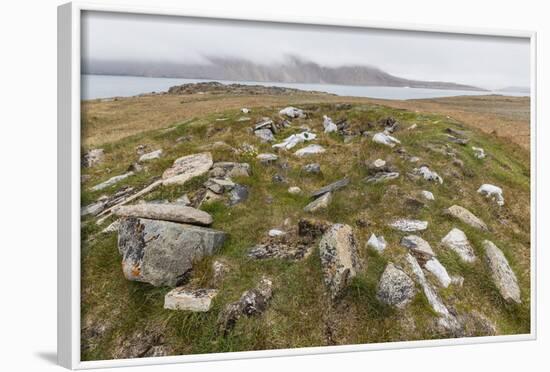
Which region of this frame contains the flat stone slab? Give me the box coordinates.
[401,235,435,258]
[118,218,226,287]
[483,240,521,303]
[304,192,332,212]
[425,258,452,288]
[139,149,163,162]
[162,152,213,186]
[445,205,488,230]
[302,163,321,174]
[365,172,399,183]
[256,153,278,164]
[319,224,359,299]
[376,263,416,308]
[164,288,218,312]
[91,172,134,191]
[389,219,428,232]
[311,178,350,198]
[441,228,476,263]
[113,203,213,226]
[294,144,325,156]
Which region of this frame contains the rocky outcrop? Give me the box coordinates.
[164,288,218,312]
[444,205,488,230]
[376,263,416,308]
[118,218,226,287]
[441,228,476,263]
[113,203,213,225]
[162,152,213,186]
[483,240,521,303]
[319,224,360,299]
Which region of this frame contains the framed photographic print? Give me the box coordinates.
[58,1,536,369]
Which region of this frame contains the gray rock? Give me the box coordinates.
[81,200,108,217]
[401,235,435,259]
[376,263,416,308]
[279,106,305,118]
[288,186,301,194]
[210,162,251,178]
[294,144,326,156]
[254,118,277,133]
[162,152,213,186]
[138,149,162,162]
[424,258,452,288]
[311,177,350,198]
[304,192,332,212]
[414,166,443,184]
[164,288,218,312]
[446,134,469,145]
[421,190,435,201]
[256,153,278,164]
[319,224,359,299]
[372,132,401,147]
[477,184,504,206]
[229,184,249,205]
[91,172,134,191]
[113,203,213,226]
[175,194,191,206]
[272,173,286,183]
[472,146,486,159]
[82,148,104,168]
[217,277,273,335]
[364,172,400,183]
[444,205,488,230]
[483,240,521,303]
[254,128,275,142]
[323,115,338,133]
[302,163,321,174]
[441,228,476,263]
[118,218,226,287]
[367,233,387,252]
[389,219,428,232]
[273,132,317,150]
[204,178,236,194]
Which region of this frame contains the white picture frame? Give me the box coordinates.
[58,1,537,369]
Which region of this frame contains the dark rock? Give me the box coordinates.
[229,184,249,205]
[302,163,321,174]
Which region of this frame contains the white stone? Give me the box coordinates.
[294,144,326,156]
[441,228,476,263]
[139,149,163,162]
[445,205,488,230]
[407,123,418,130]
[288,186,301,194]
[91,172,134,191]
[162,152,213,186]
[272,132,317,150]
[414,166,443,184]
[256,153,278,163]
[472,146,486,159]
[389,219,428,232]
[483,240,521,303]
[477,184,504,206]
[425,258,452,288]
[241,108,251,114]
[373,159,386,168]
[268,229,286,237]
[421,190,435,200]
[279,106,305,118]
[372,132,401,147]
[401,235,435,257]
[323,115,338,133]
[367,233,387,252]
[164,288,218,312]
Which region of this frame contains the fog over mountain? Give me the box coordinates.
[83,55,485,91]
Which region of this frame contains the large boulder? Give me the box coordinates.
[444,205,488,230]
[118,218,226,287]
[113,203,213,226]
[441,228,476,263]
[483,240,521,303]
[376,263,416,308]
[319,224,360,299]
[162,152,213,186]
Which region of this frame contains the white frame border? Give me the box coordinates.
[57,1,537,369]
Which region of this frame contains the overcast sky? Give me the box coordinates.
[82,11,530,90]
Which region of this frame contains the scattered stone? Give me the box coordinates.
[478,184,504,206]
[82,148,105,168]
[254,118,277,132]
[409,156,421,163]
[304,192,332,212]
[451,275,464,287]
[112,327,168,359]
[217,277,273,335]
[113,203,213,226]
[279,106,305,118]
[483,240,521,303]
[256,153,278,164]
[138,149,162,162]
[91,172,134,191]
[372,159,386,168]
[311,177,350,198]
[407,123,418,130]
[389,219,428,232]
[414,166,443,184]
[472,146,486,159]
[319,224,360,299]
[199,190,225,205]
[298,218,331,239]
[444,205,488,230]
[101,219,120,234]
[459,311,497,336]
[204,178,235,194]
[272,173,286,183]
[367,233,387,252]
[254,128,275,142]
[273,132,317,150]
[376,263,416,308]
[241,108,251,114]
[401,235,435,260]
[237,116,251,122]
[288,186,301,194]
[364,172,400,183]
[295,144,326,156]
[323,115,338,133]
[446,134,469,145]
[268,229,286,237]
[135,144,148,155]
[210,162,251,178]
[372,132,401,147]
[81,200,108,217]
[445,127,468,138]
[164,288,218,312]
[302,163,321,174]
[211,260,229,285]
[421,190,435,201]
[162,152,213,186]
[118,218,226,287]
[424,258,452,287]
[441,228,476,263]
[228,184,249,205]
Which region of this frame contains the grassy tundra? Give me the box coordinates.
[80,87,530,360]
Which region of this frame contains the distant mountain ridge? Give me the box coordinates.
[83,55,486,92]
